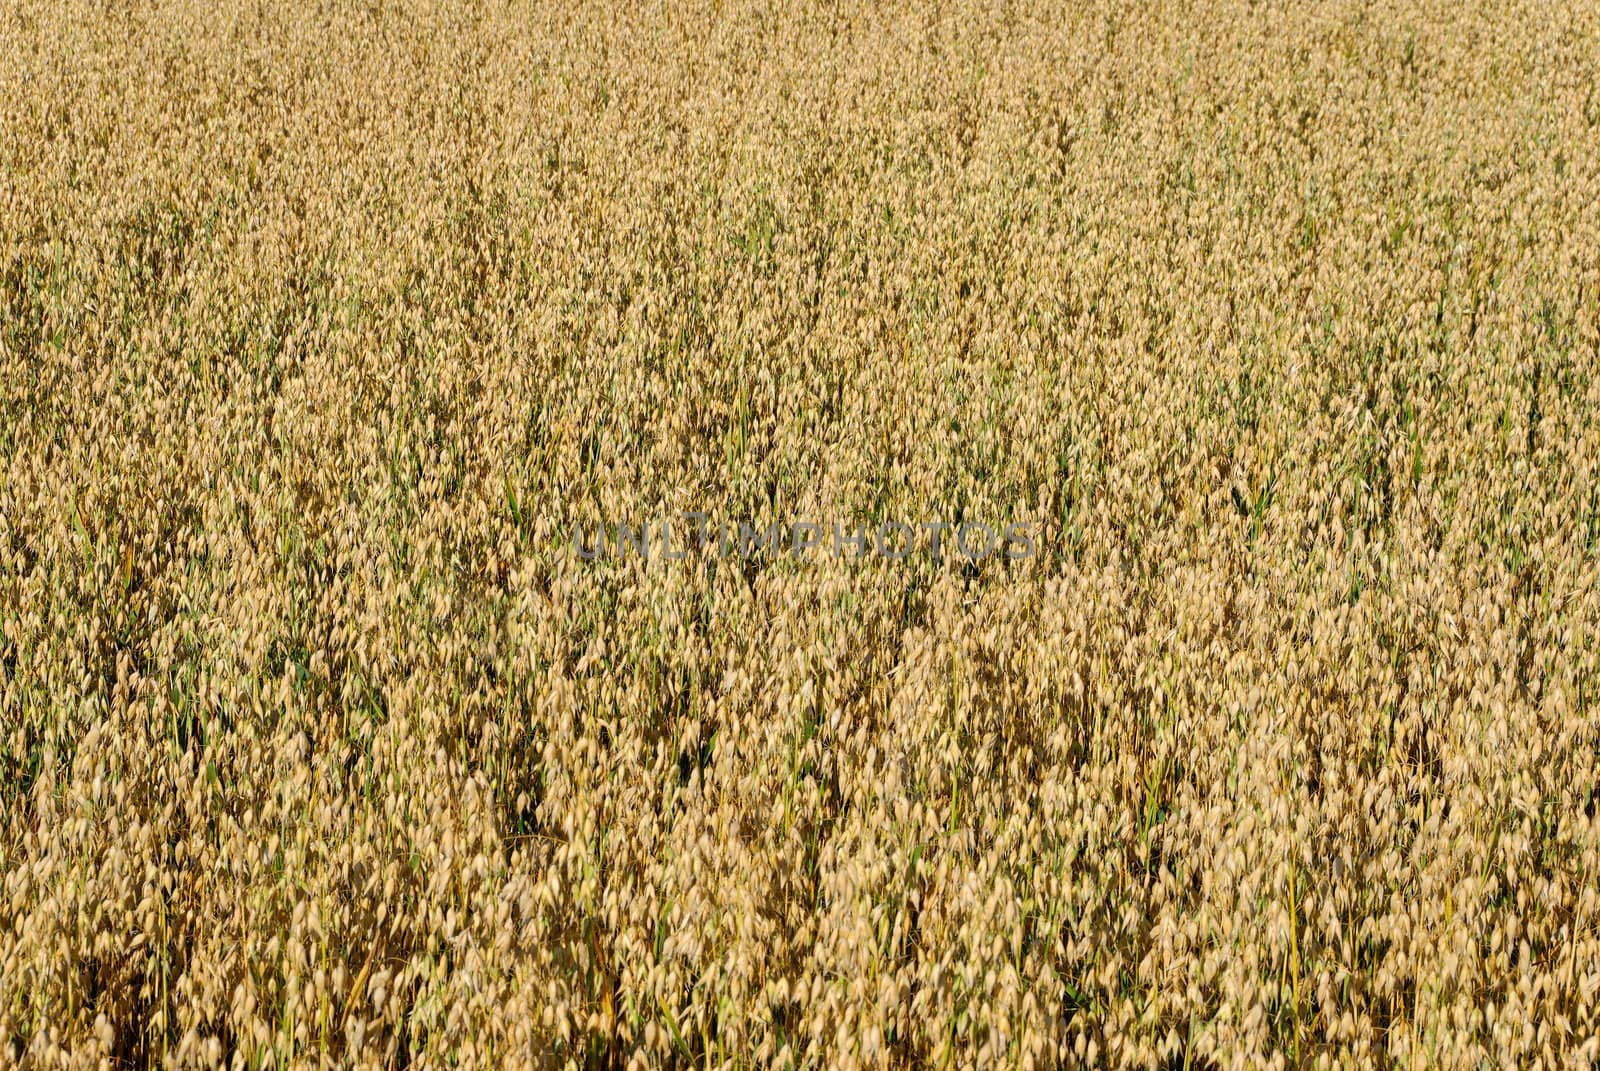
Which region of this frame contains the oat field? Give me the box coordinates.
[4,0,1600,1067]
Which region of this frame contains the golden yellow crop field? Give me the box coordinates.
[4,0,1600,1066]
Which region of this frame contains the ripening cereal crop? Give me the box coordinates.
[3,0,1600,1067]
